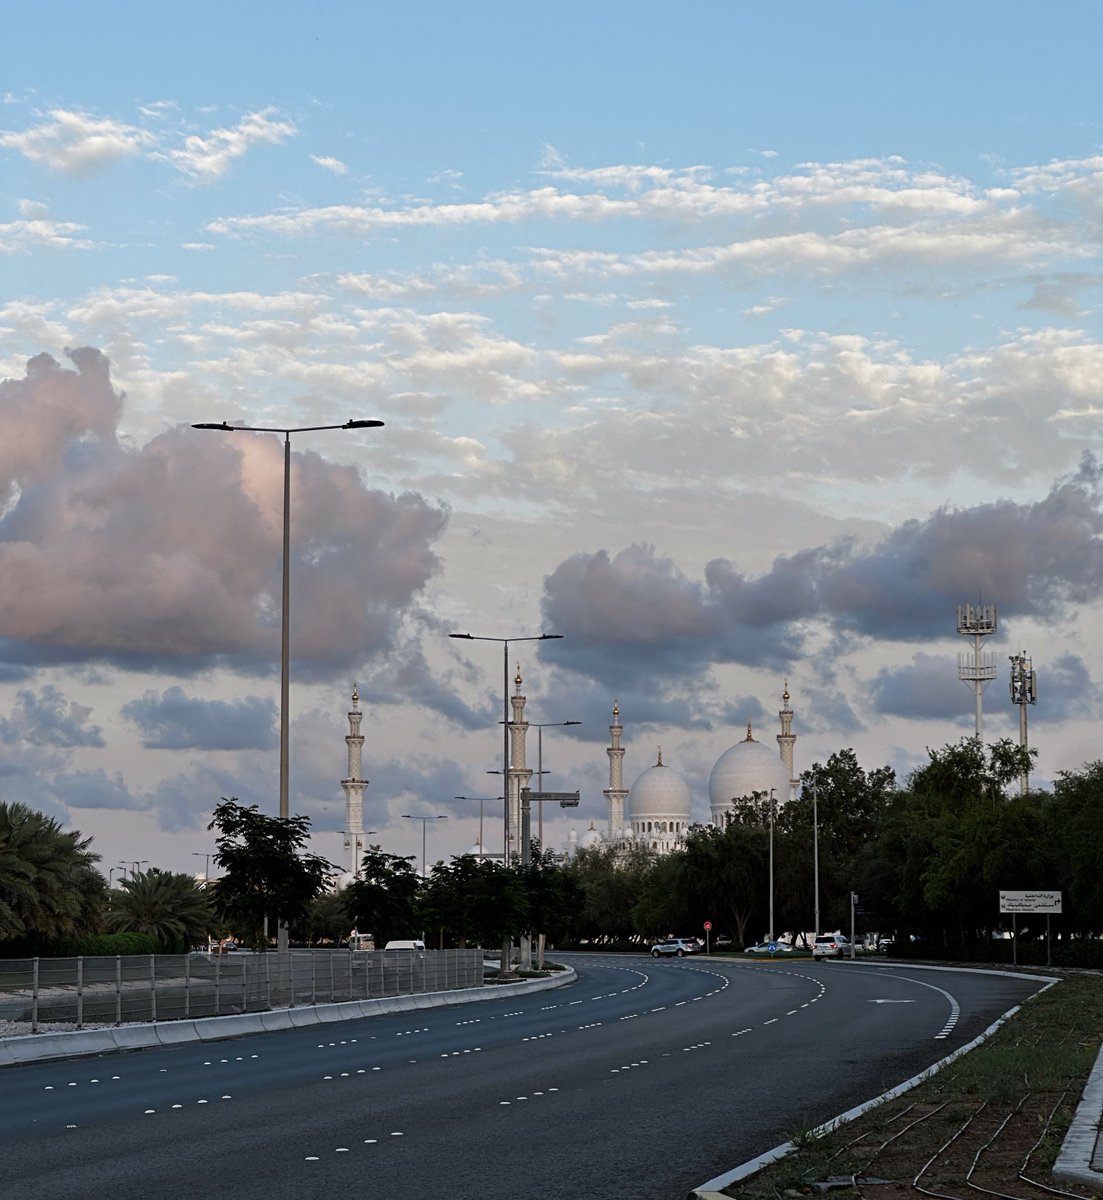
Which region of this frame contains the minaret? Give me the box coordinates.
[603,700,628,839]
[777,682,797,799]
[341,685,368,877]
[507,667,533,861]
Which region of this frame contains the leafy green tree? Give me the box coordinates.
[107,868,214,952]
[563,841,656,944]
[518,846,583,965]
[342,848,422,945]
[1049,761,1103,936]
[292,889,352,946]
[0,802,105,949]
[208,798,333,950]
[678,813,769,946]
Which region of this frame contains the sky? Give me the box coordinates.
[1,2,1101,881]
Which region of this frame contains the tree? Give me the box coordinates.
[107,868,214,952]
[1049,761,1103,936]
[0,802,105,949]
[208,798,333,950]
[293,890,351,946]
[342,848,422,945]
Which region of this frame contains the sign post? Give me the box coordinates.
[703,919,712,954]
[999,891,1062,967]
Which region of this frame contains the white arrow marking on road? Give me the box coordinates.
[870,999,916,1003]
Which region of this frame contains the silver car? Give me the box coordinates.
[650,938,699,958]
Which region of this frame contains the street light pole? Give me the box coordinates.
[812,781,820,936]
[194,417,384,954]
[402,814,447,877]
[447,632,563,863]
[455,797,502,862]
[768,788,776,943]
[533,720,580,848]
[192,852,211,884]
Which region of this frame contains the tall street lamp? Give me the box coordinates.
[191,851,212,885]
[194,417,384,954]
[531,720,581,848]
[447,632,563,861]
[768,788,776,943]
[402,814,448,877]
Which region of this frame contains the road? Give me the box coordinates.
[0,954,1045,1199]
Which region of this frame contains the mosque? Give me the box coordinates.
[335,676,799,878]
[567,685,798,856]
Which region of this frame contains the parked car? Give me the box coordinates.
[744,940,794,954]
[812,933,850,960]
[877,936,894,952]
[650,938,700,958]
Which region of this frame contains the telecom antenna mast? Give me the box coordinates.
[956,602,997,739]
[1009,652,1037,794]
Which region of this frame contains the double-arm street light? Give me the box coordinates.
[447,632,563,861]
[194,417,384,953]
[191,851,212,885]
[402,814,448,877]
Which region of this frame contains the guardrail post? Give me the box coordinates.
[184,952,191,1018]
[76,956,84,1029]
[150,954,157,1023]
[115,955,122,1025]
[31,957,40,1033]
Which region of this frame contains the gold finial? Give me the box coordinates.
[514,664,523,689]
[612,698,619,717]
[745,721,754,741]
[656,746,664,767]
[782,680,790,704]
[351,683,359,705]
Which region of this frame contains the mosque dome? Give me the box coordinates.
[628,750,691,820]
[709,723,790,820]
[580,824,604,850]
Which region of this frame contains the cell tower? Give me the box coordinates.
[1009,653,1037,795]
[956,602,998,739]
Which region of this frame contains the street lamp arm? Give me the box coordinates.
[193,420,384,435]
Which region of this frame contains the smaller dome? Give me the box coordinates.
[580,824,603,849]
[629,749,692,819]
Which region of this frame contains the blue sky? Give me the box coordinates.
[0,3,1101,877]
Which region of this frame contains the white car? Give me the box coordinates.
[650,938,699,958]
[812,934,850,960]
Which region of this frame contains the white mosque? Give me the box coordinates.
[335,676,800,875]
[567,684,799,856]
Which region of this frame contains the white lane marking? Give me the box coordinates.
[870,998,916,1004]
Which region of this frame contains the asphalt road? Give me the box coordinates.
[0,955,1046,1199]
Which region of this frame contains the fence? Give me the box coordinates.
[0,949,486,1032]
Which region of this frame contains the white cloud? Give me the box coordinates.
[0,108,155,174]
[165,108,297,183]
[311,153,347,175]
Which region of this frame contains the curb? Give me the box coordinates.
[0,968,576,1066]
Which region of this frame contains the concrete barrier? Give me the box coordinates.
[0,967,577,1064]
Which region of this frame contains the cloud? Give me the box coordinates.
[0,348,449,676]
[0,109,154,174]
[311,154,347,175]
[166,108,296,183]
[867,653,974,719]
[540,456,1103,691]
[0,215,92,254]
[122,686,277,750]
[0,685,105,748]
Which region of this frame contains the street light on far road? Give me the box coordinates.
[402,814,448,877]
[193,416,384,954]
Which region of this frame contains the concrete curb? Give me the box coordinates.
[0,968,575,1066]
[1054,1032,1103,1191]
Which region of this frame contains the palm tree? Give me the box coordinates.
[0,802,105,946]
[107,869,214,952]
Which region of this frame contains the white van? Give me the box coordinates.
[383,939,425,951]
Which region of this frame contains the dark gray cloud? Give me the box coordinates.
[540,455,1103,692]
[0,348,449,679]
[1028,652,1102,723]
[0,685,105,748]
[56,768,145,811]
[122,686,277,750]
[868,653,975,719]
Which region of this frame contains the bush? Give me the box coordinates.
[51,932,159,957]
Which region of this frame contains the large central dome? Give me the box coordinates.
[709,723,790,823]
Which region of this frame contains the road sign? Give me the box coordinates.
[520,789,580,806]
[767,942,778,953]
[999,890,1062,914]
[703,920,712,931]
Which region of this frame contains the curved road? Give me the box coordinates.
[0,954,1046,1199]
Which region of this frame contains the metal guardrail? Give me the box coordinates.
[0,949,485,1032]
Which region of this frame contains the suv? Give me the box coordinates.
[650,938,700,958]
[812,934,850,960]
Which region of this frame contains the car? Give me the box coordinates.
[744,940,794,954]
[877,936,894,952]
[714,935,733,947]
[812,933,850,960]
[650,938,700,958]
